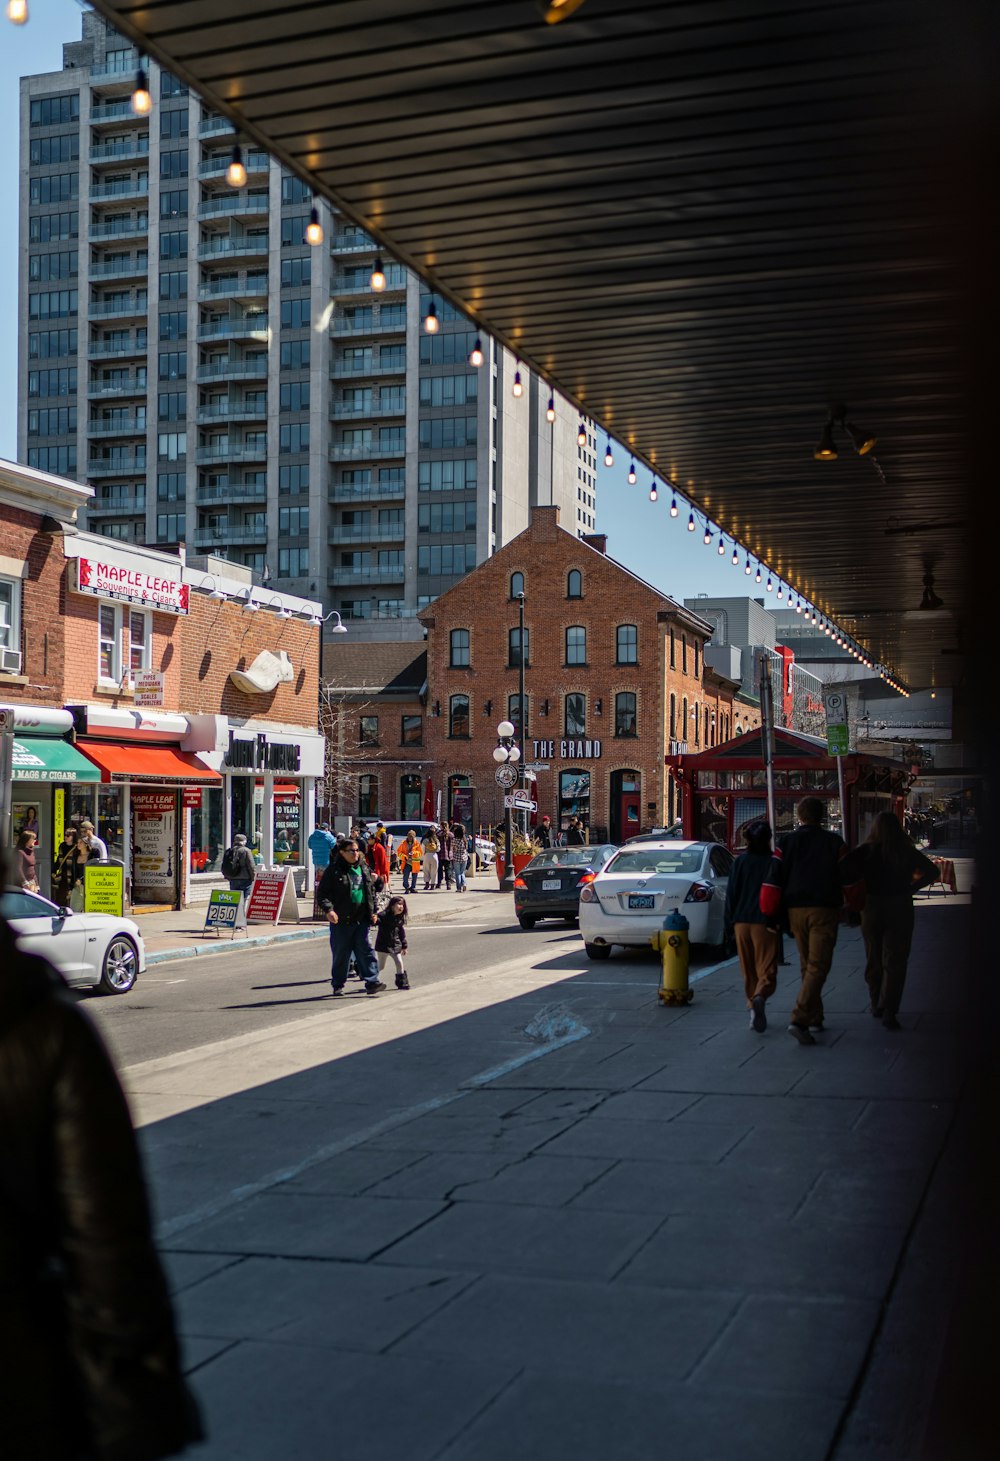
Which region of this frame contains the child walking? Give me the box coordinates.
[375,894,410,990]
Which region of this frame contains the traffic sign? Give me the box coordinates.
[523,762,549,772]
[495,764,519,788]
[824,691,849,757]
[504,793,537,811]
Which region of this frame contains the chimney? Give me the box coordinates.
[528,504,561,540]
[582,532,608,555]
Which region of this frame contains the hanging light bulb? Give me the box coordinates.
[546,394,555,423]
[512,364,523,398]
[7,0,29,22]
[717,534,725,556]
[766,575,773,592]
[732,545,739,566]
[304,204,323,246]
[578,418,587,447]
[755,565,762,583]
[811,609,818,624]
[795,597,802,613]
[226,144,247,187]
[627,461,636,484]
[687,511,696,532]
[469,337,484,367]
[703,524,712,546]
[423,297,439,333]
[370,256,386,291]
[744,555,752,575]
[131,66,152,116]
[604,441,613,467]
[669,495,678,517]
[649,478,658,503]
[776,585,784,600]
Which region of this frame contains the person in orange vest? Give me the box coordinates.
[397,829,422,894]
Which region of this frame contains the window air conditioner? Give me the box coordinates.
[1,648,23,674]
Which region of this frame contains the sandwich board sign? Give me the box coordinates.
[203,888,247,938]
[245,867,300,925]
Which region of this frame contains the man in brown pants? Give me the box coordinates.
[761,797,848,1045]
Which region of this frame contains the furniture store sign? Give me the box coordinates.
[74,557,189,614]
[531,739,603,760]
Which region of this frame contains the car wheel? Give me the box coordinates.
[585,942,611,960]
[518,915,536,930]
[100,935,139,994]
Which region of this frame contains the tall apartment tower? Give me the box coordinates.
[17,11,598,642]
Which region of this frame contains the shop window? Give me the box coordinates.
[567,569,582,599]
[509,571,524,599]
[98,604,121,683]
[449,695,470,739]
[358,775,378,819]
[450,628,470,667]
[615,692,637,737]
[559,768,590,833]
[127,610,151,677]
[359,715,379,747]
[565,625,587,665]
[400,773,422,818]
[565,692,586,738]
[616,624,638,664]
[401,714,422,746]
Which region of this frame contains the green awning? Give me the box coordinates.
[12,737,102,783]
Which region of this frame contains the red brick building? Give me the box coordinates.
[2,459,321,907]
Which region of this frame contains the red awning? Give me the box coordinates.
[76,740,221,785]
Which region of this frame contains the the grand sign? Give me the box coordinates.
[74,557,189,614]
[531,738,602,760]
[223,730,301,774]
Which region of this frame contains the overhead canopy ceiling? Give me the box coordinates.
[89,0,987,694]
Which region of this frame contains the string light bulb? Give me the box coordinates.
[627,461,636,484]
[687,511,696,532]
[226,144,247,187]
[423,297,439,333]
[512,366,523,398]
[469,337,484,367]
[370,256,386,291]
[732,545,739,565]
[776,585,784,600]
[7,0,29,23]
[717,534,725,556]
[703,524,712,546]
[649,478,658,502]
[578,418,587,447]
[755,565,762,583]
[766,576,773,592]
[304,205,323,246]
[669,495,678,517]
[604,441,613,467]
[795,597,802,613]
[131,66,152,116]
[744,555,752,575]
[546,394,555,423]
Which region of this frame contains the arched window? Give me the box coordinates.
[400,773,421,818]
[449,628,470,667]
[508,625,529,667]
[565,692,586,737]
[358,775,378,818]
[565,625,587,665]
[567,569,583,599]
[449,694,470,738]
[615,692,637,737]
[509,571,524,599]
[616,624,638,664]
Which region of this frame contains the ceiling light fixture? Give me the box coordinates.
[226,143,246,188]
[131,65,152,116]
[815,402,877,461]
[919,566,944,611]
[370,256,386,291]
[542,0,587,22]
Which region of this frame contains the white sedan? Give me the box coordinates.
[1,886,145,994]
[578,840,734,960]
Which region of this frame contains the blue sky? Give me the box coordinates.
[0,0,740,607]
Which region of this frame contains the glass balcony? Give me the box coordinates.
[330,442,405,461]
[328,480,406,502]
[87,453,147,475]
[199,194,269,220]
[328,524,405,544]
[87,417,147,437]
[91,138,150,163]
[198,318,269,341]
[88,378,146,399]
[330,233,375,253]
[91,179,149,203]
[330,358,406,379]
[331,399,406,420]
[86,493,146,514]
[90,218,148,241]
[199,116,236,138]
[199,277,269,299]
[196,403,267,423]
[328,564,406,585]
[331,318,407,337]
[197,359,269,382]
[196,481,266,505]
[199,153,269,180]
[195,444,268,464]
[88,339,148,360]
[89,56,138,90]
[91,101,140,126]
[88,258,149,281]
[192,524,231,548]
[89,298,148,322]
[333,272,407,296]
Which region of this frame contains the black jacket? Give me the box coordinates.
[769,823,847,910]
[375,910,408,954]
[225,845,256,882]
[317,855,376,922]
[724,850,775,929]
[841,841,938,897]
[0,920,202,1461]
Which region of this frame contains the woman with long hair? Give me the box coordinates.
[15,831,39,893]
[724,820,781,1032]
[845,811,938,1030]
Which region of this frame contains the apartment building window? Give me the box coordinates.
[616,624,638,664]
[510,572,524,599]
[159,230,187,259]
[27,408,76,436]
[157,472,184,500]
[160,109,188,139]
[28,287,78,318]
[28,329,77,359]
[161,73,187,98]
[279,381,309,410]
[565,693,586,738]
[565,626,587,666]
[0,576,22,660]
[26,446,76,473]
[449,695,470,739]
[159,270,188,298]
[508,626,529,669]
[417,544,476,575]
[159,311,186,339]
[159,189,188,218]
[159,149,189,178]
[280,339,310,368]
[280,298,310,329]
[279,423,309,453]
[156,512,185,543]
[278,506,309,535]
[98,605,121,683]
[278,464,309,493]
[29,134,79,166]
[281,176,311,205]
[280,216,309,246]
[615,693,637,738]
[418,374,478,406]
[418,501,476,532]
[30,174,78,204]
[418,459,476,492]
[450,629,470,667]
[158,392,186,420]
[29,95,79,126]
[567,569,583,599]
[419,331,478,364]
[280,257,311,287]
[378,598,404,617]
[359,716,379,747]
[340,600,370,620]
[157,432,186,460]
[158,350,186,379]
[28,368,77,397]
[29,212,78,243]
[401,715,422,746]
[418,417,476,448]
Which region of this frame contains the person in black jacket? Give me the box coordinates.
[316,836,386,995]
[724,820,781,1033]
[375,894,410,989]
[760,796,849,1044]
[0,911,203,1461]
[841,811,938,1029]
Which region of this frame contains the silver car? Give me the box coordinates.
[578,840,734,960]
[2,886,145,994]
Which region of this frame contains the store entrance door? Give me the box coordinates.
[612,771,641,842]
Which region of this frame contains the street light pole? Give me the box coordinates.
[494,719,520,891]
[517,591,526,836]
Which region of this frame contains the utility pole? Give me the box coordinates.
[517,590,526,836]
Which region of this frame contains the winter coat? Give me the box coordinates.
[369,839,390,882]
[375,910,408,955]
[536,824,553,849]
[0,920,203,1461]
[317,855,376,923]
[398,839,422,872]
[840,841,938,898]
[761,823,847,914]
[224,845,256,883]
[724,851,775,930]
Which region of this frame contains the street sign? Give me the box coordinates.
[523,762,549,772]
[824,691,850,757]
[504,793,537,811]
[495,764,518,788]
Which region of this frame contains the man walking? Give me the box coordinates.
[223,833,256,899]
[316,837,386,996]
[761,796,848,1045]
[536,815,553,849]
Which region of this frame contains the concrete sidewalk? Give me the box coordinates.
[122,863,979,1460]
[138,875,504,965]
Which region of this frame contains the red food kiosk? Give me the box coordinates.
[666,727,910,852]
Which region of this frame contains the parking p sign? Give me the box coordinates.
[824,692,849,757]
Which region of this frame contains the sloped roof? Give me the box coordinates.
[322,642,426,697]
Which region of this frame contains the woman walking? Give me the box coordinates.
[452,824,469,892]
[398,830,421,894]
[842,811,938,1030]
[53,827,80,906]
[724,820,781,1032]
[15,831,40,893]
[421,827,440,890]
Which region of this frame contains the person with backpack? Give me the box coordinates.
[222,833,256,897]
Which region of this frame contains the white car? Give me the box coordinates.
[578,840,734,960]
[1,886,145,994]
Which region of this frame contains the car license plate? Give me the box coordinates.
[628,894,655,909]
[542,879,561,891]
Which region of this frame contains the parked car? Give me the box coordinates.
[513,844,617,928]
[364,821,494,873]
[623,822,685,843]
[1,886,145,994]
[577,839,734,959]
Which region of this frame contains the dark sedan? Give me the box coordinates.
[513,845,618,928]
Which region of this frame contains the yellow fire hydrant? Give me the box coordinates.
[651,910,692,1005]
